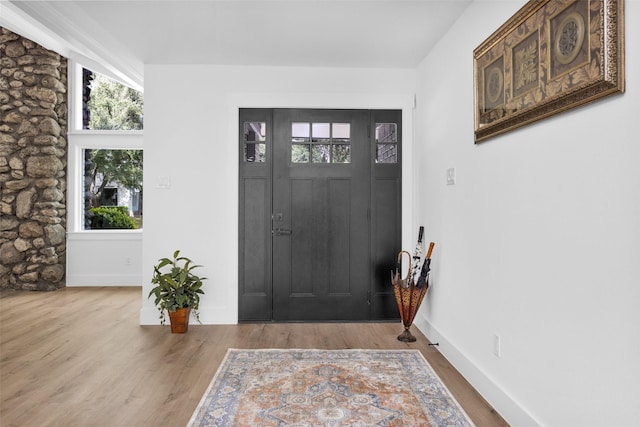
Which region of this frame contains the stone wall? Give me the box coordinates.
[0,27,67,290]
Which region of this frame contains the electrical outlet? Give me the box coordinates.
[493,334,501,358]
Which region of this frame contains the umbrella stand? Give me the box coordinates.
[392,242,434,342]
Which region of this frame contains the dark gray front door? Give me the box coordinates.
[272,109,370,321]
[238,109,401,321]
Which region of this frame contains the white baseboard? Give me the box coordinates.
[413,316,542,427]
[66,274,142,287]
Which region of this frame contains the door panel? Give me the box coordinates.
[243,177,269,294]
[328,178,350,295]
[370,175,402,319]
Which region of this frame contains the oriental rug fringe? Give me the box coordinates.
[187,349,474,426]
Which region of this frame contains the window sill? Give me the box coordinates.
[69,129,143,136]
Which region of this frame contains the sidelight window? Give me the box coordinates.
[243,122,267,162]
[375,123,398,163]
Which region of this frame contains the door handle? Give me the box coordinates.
[272,228,292,236]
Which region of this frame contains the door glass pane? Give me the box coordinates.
[244,122,266,162]
[244,122,266,142]
[292,144,310,163]
[332,123,350,142]
[375,123,397,163]
[312,145,331,163]
[332,145,351,163]
[244,143,266,162]
[376,144,397,163]
[312,122,330,142]
[375,123,397,143]
[292,122,310,142]
[292,122,352,164]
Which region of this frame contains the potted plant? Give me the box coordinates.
[148,250,206,333]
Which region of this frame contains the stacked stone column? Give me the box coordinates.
[1,28,67,290]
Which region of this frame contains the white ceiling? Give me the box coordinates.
[3,0,472,90]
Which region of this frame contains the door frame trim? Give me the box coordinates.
[230,93,416,323]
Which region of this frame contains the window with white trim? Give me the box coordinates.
[68,62,144,232]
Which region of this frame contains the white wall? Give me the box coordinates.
[66,231,142,286]
[140,65,417,324]
[413,0,640,426]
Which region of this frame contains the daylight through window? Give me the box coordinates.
[291,122,351,164]
[83,149,143,230]
[78,67,144,230]
[82,68,143,130]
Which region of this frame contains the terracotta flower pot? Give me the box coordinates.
[168,307,191,333]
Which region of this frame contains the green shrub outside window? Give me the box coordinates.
[89,206,137,229]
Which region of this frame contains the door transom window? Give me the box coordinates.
[291,122,351,164]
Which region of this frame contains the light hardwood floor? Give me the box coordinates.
[0,287,508,426]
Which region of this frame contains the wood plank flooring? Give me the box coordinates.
[0,287,508,426]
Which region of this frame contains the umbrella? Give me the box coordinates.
[416,242,435,289]
[391,250,412,289]
[409,226,425,288]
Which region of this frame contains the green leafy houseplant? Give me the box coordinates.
[148,250,206,326]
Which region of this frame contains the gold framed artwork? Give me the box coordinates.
[473,0,625,143]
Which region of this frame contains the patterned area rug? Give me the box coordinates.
[187,349,475,426]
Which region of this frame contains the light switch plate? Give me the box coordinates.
[446,168,456,185]
[157,176,171,189]
[493,334,502,358]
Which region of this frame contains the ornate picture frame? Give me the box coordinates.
[473,0,625,143]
